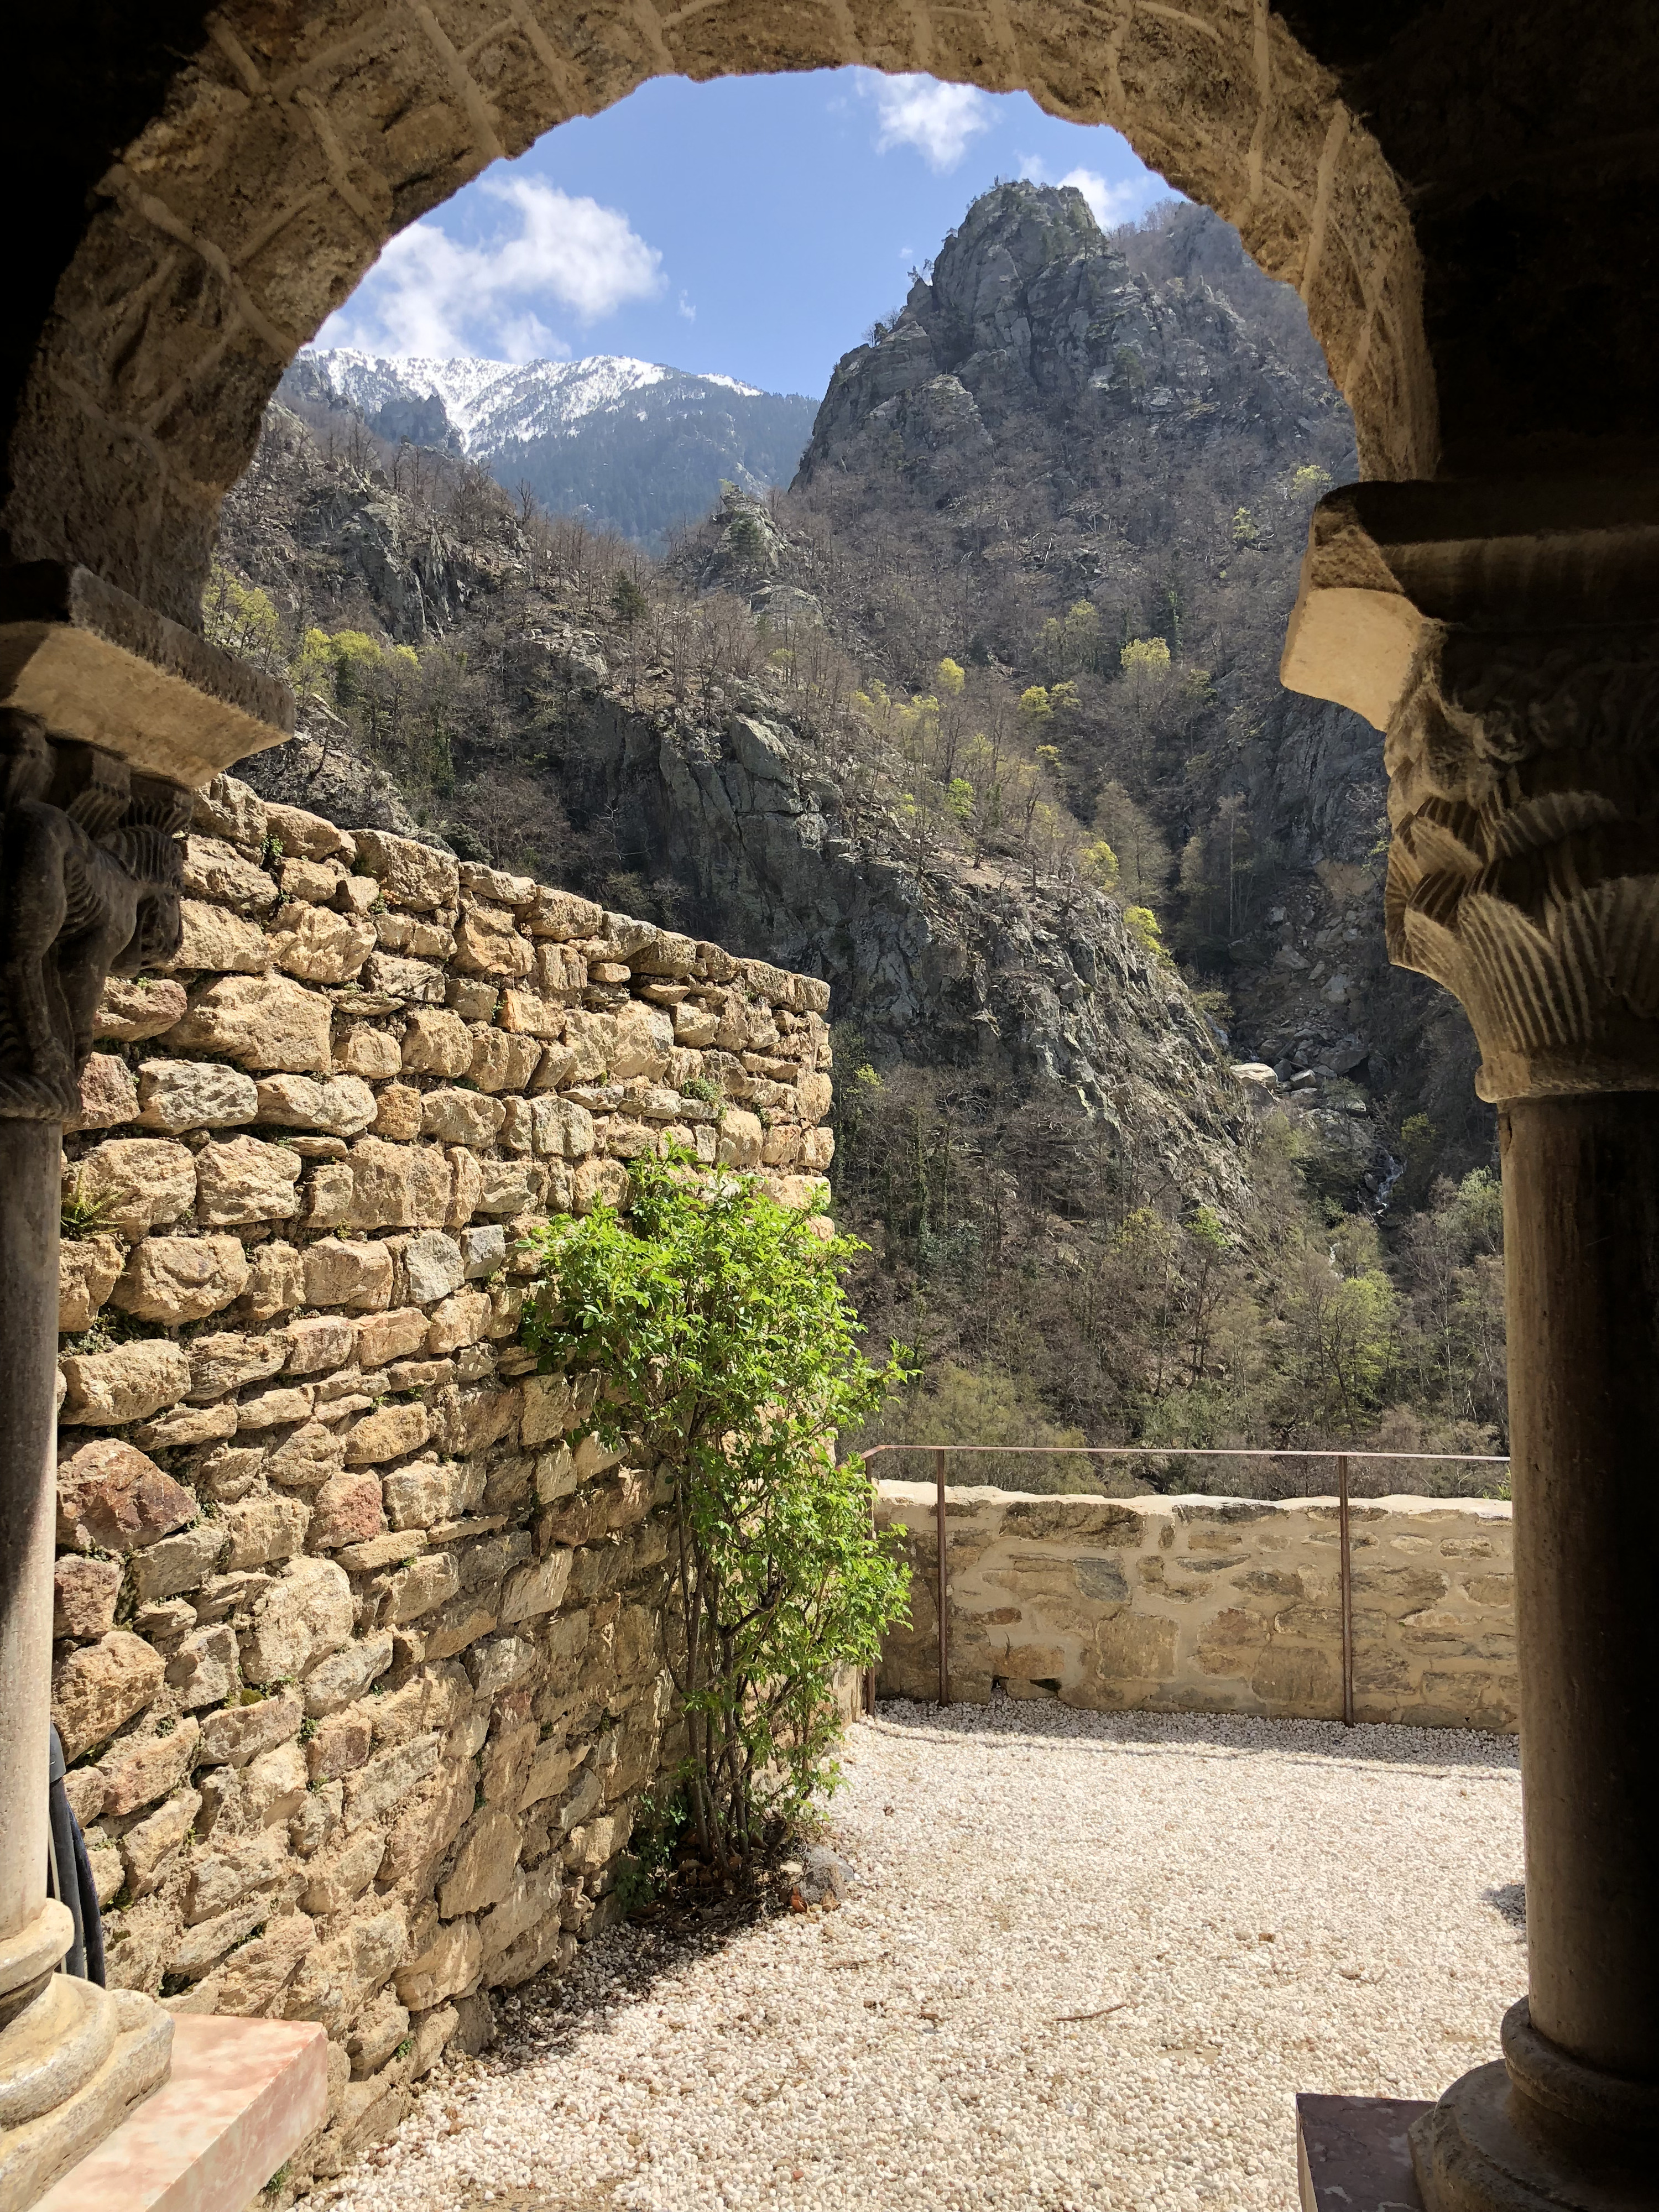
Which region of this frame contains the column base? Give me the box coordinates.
[1411,2062,1654,2212]
[0,1979,173,2209]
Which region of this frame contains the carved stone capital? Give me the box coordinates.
[1283,482,1659,1103]
[0,712,188,1120]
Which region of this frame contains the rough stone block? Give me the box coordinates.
[391,1229,465,1305]
[310,1139,455,1231]
[68,1138,196,1236]
[181,836,279,914]
[184,1827,291,1926]
[427,1289,491,1354]
[345,1401,432,1465]
[135,1059,259,1134]
[303,1239,394,1311]
[60,1340,192,1428]
[266,801,356,864]
[421,1088,505,1145]
[167,898,272,975]
[399,1008,472,1076]
[384,1552,461,1623]
[717,1108,764,1168]
[454,905,534,978]
[308,1472,387,1550]
[500,1549,572,1625]
[352,830,459,911]
[98,1717,201,1817]
[108,1234,251,1324]
[198,1690,303,1767]
[237,1384,316,1431]
[195,1134,304,1225]
[394,1916,480,2012]
[361,953,446,1003]
[167,1623,241,1708]
[58,1234,126,1332]
[237,1240,306,1321]
[187,1330,289,1400]
[221,1495,311,1571]
[265,1423,348,1489]
[54,1554,124,1638]
[267,902,376,984]
[254,1074,377,1135]
[53,1631,165,1760]
[243,1557,354,1683]
[355,1306,431,1369]
[67,1052,141,1133]
[121,1785,203,1897]
[285,1314,357,1374]
[93,975,190,1041]
[131,1523,228,1601]
[166,974,332,1072]
[335,1025,403,1079]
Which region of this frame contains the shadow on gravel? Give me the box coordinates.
[870,1692,1522,1769]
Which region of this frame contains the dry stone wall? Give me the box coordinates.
[50,774,832,2185]
[876,1485,1516,1732]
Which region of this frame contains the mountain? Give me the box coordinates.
[282,349,816,550]
[785,183,1488,1191]
[210,184,1507,1469]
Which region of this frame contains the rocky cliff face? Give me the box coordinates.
[220,405,1256,1224]
[790,184,1489,1190]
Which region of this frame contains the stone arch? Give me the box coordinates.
[4,0,1430,629]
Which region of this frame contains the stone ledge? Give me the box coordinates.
[0,563,293,789]
[33,2016,327,2212]
[1296,2091,1429,2211]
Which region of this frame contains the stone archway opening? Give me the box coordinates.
[7,11,1659,2212]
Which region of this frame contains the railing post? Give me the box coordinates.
[1337,1452,1354,1727]
[934,1447,950,1708]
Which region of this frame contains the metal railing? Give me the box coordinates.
[855,1443,1511,1728]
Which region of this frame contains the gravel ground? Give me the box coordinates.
[311,1697,1524,2212]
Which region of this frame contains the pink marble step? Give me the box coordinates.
[34,2016,327,2212]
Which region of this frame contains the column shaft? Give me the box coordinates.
[0,1119,59,1964]
[1504,1095,1659,2083]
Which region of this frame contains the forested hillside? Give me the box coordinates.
[206,185,1507,1488]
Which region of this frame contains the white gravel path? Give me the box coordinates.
[314,1697,1524,2212]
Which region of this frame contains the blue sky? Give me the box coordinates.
[317,70,1172,398]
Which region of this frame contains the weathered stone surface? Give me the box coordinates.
[354,1306,430,1368]
[454,904,534,978]
[221,1494,311,1569]
[58,1234,126,1332]
[53,1632,166,1761]
[353,830,459,911]
[335,1025,403,1079]
[384,1552,461,1623]
[243,1556,354,1682]
[310,1139,455,1230]
[267,901,377,983]
[67,1052,141,1132]
[717,1108,764,1168]
[421,1088,506,1145]
[345,1402,432,1464]
[68,1138,196,1236]
[93,975,190,1041]
[304,1239,395,1310]
[500,1549,572,1625]
[167,974,332,1071]
[121,1785,203,1896]
[304,1633,395,1718]
[237,1383,315,1431]
[108,1234,251,1323]
[393,1229,465,1304]
[238,1240,306,1319]
[362,952,446,1003]
[60,1340,192,1427]
[265,802,356,865]
[195,1134,304,1224]
[309,1472,387,1549]
[394,1916,480,2012]
[135,1058,259,1133]
[266,1422,348,1488]
[168,1912,316,2017]
[184,1826,290,1926]
[99,1718,201,1817]
[198,1689,302,1767]
[53,1554,123,1637]
[469,1027,542,1092]
[168,897,272,974]
[286,1314,357,1373]
[131,1522,227,1601]
[427,1289,491,1354]
[186,1330,287,1400]
[167,1623,241,1707]
[440,1808,520,1917]
[254,1074,377,1135]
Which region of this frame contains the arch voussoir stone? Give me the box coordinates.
[2,0,1427,627]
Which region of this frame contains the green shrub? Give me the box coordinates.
[519,1150,910,1867]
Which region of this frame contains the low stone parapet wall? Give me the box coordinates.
[874,1484,1516,1731]
[50,773,832,2188]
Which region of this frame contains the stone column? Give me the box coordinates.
[1284,483,1659,2209]
[0,566,291,2206]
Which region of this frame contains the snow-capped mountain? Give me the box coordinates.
[281,349,816,549]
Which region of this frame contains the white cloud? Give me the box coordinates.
[318,176,664,359]
[862,72,994,172]
[1017,155,1155,232]
[677,291,697,322]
